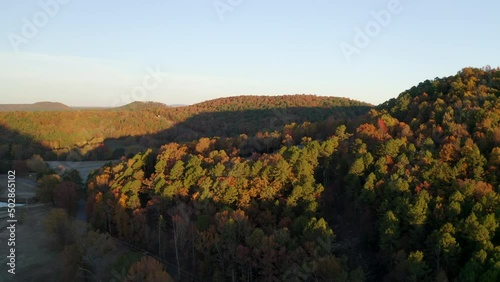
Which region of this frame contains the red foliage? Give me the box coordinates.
[415,181,431,193]
[378,118,388,135]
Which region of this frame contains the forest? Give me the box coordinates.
[0,95,369,164]
[2,67,499,281]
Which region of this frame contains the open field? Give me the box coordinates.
[0,175,38,202]
[0,161,118,280]
[0,205,63,281]
[46,160,118,182]
[0,204,134,282]
[0,160,115,202]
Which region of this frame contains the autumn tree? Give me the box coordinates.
[44,208,75,248]
[79,230,116,279]
[37,174,62,206]
[62,168,83,186]
[26,154,48,174]
[126,256,174,282]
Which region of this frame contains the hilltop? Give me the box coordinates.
[114,101,169,111]
[191,94,370,111]
[0,101,72,112]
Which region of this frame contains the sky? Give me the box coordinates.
[0,0,499,107]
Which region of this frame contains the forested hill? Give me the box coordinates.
[381,66,500,125]
[0,95,370,161]
[327,66,500,281]
[192,94,368,111]
[83,67,500,281]
[114,101,169,111]
[0,101,72,112]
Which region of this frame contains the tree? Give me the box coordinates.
[169,160,185,180]
[44,208,75,248]
[170,204,192,279]
[360,172,377,204]
[461,139,486,180]
[12,160,29,175]
[489,147,500,166]
[428,223,460,275]
[61,243,84,281]
[126,256,174,282]
[26,154,48,174]
[463,213,492,248]
[349,157,365,176]
[79,230,116,279]
[37,174,62,206]
[62,169,83,186]
[382,139,405,158]
[389,250,430,282]
[408,190,430,227]
[55,181,80,215]
[379,210,400,255]
[195,137,214,155]
[336,125,351,141]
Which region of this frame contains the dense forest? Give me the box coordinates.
[2,67,500,281]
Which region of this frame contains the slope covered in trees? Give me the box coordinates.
[327,67,500,281]
[0,101,72,112]
[192,95,366,111]
[85,137,365,281]
[84,67,500,281]
[0,95,370,161]
[2,67,499,281]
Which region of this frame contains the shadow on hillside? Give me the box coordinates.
[0,124,51,172]
[1,105,371,162]
[94,105,371,159]
[0,105,375,281]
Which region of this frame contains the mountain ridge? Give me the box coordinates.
[0,101,72,112]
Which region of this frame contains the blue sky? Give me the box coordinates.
[0,0,499,106]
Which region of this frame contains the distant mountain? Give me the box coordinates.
[0,102,72,112]
[113,101,168,111]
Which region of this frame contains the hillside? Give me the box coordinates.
[83,67,500,281]
[0,95,370,161]
[0,102,72,112]
[192,94,369,111]
[325,67,500,281]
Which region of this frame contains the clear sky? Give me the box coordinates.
[1,0,499,107]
